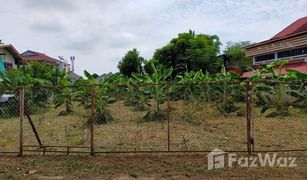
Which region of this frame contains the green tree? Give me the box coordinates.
[117,48,145,77]
[153,30,222,77]
[223,41,252,68]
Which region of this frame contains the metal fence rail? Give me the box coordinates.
[0,81,306,156]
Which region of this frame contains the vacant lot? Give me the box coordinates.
[0,99,306,153]
[0,94,306,179]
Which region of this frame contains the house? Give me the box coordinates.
[0,44,24,72]
[21,50,81,80]
[21,50,71,72]
[243,16,307,77]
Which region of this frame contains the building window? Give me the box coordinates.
[255,53,275,62]
[4,62,13,70]
[277,46,307,58]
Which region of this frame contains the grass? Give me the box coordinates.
[0,99,306,153]
[0,153,306,179]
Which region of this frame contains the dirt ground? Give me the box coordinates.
[0,153,306,180]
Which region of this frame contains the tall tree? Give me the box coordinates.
[153,30,222,76]
[223,41,253,68]
[117,48,144,77]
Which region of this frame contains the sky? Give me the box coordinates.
[0,0,306,75]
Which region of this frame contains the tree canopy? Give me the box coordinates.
[117,48,145,77]
[26,61,67,85]
[153,30,222,77]
[223,41,253,69]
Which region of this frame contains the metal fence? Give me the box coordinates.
[0,81,306,155]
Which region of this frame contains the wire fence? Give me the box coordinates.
[0,86,20,153]
[0,81,306,155]
[252,81,307,152]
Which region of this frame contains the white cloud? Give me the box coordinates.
[0,0,306,75]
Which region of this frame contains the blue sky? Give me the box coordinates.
[0,0,306,75]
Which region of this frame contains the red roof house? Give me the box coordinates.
[21,50,60,64]
[21,50,71,72]
[271,16,307,40]
[243,16,307,78]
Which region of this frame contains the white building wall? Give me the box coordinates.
[0,48,18,69]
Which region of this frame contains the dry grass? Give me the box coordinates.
[253,107,307,151]
[0,117,19,152]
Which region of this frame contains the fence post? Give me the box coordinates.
[19,86,25,156]
[90,85,95,156]
[246,82,254,154]
[167,83,171,152]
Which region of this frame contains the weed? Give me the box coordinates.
[128,168,140,178]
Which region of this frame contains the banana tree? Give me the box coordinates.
[0,70,26,117]
[0,68,51,86]
[94,73,126,123]
[124,77,152,111]
[53,73,73,115]
[286,69,307,112]
[176,69,213,102]
[132,63,173,121]
[175,69,214,123]
[1,68,52,112]
[214,65,241,116]
[248,60,294,116]
[74,71,124,124]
